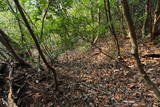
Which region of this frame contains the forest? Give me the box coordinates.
[0,0,160,106]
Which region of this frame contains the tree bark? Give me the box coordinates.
[13,0,58,89]
[0,29,26,64]
[104,0,120,57]
[121,0,160,100]
[142,0,153,37]
[151,0,160,41]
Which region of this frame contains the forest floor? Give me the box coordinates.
[1,38,160,107]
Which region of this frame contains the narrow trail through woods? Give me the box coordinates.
[1,39,160,106]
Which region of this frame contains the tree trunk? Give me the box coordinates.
[151,0,160,41]
[121,0,160,100]
[104,0,120,57]
[142,0,153,37]
[0,29,26,64]
[13,0,58,90]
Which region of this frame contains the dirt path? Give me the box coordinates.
[1,40,160,106]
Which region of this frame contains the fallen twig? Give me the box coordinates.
[79,82,108,95]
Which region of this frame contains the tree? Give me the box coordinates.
[142,0,153,37]
[152,0,160,41]
[103,0,120,57]
[0,29,26,65]
[13,0,58,89]
[121,0,160,100]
